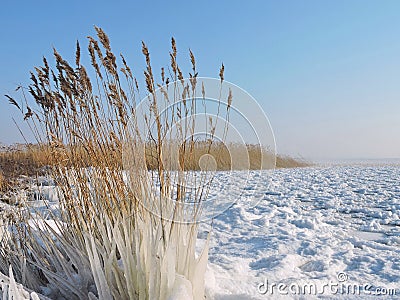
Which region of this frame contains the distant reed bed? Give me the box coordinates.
[0,142,308,187]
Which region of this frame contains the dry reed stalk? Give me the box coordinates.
[0,171,4,191]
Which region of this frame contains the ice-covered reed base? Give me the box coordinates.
[0,266,40,300]
[0,171,210,300]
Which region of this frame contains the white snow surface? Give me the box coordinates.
[2,165,400,299]
[198,166,400,299]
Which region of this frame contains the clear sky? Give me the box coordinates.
[1,0,399,160]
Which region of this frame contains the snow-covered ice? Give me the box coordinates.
[199,166,400,299]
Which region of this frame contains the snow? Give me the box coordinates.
[1,165,400,299]
[198,166,400,299]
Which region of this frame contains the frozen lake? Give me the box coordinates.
[201,166,400,299]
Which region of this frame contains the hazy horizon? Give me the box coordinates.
[1,1,399,160]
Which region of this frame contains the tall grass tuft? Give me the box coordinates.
[0,27,226,299]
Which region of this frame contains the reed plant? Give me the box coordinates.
[0,26,224,299]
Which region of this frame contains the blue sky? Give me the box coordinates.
[1,0,399,159]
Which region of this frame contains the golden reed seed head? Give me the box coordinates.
[189,49,196,72]
[88,40,103,79]
[75,40,81,66]
[94,26,111,51]
[171,37,177,58]
[120,54,132,78]
[177,66,184,83]
[219,63,224,82]
[227,88,233,109]
[170,53,177,75]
